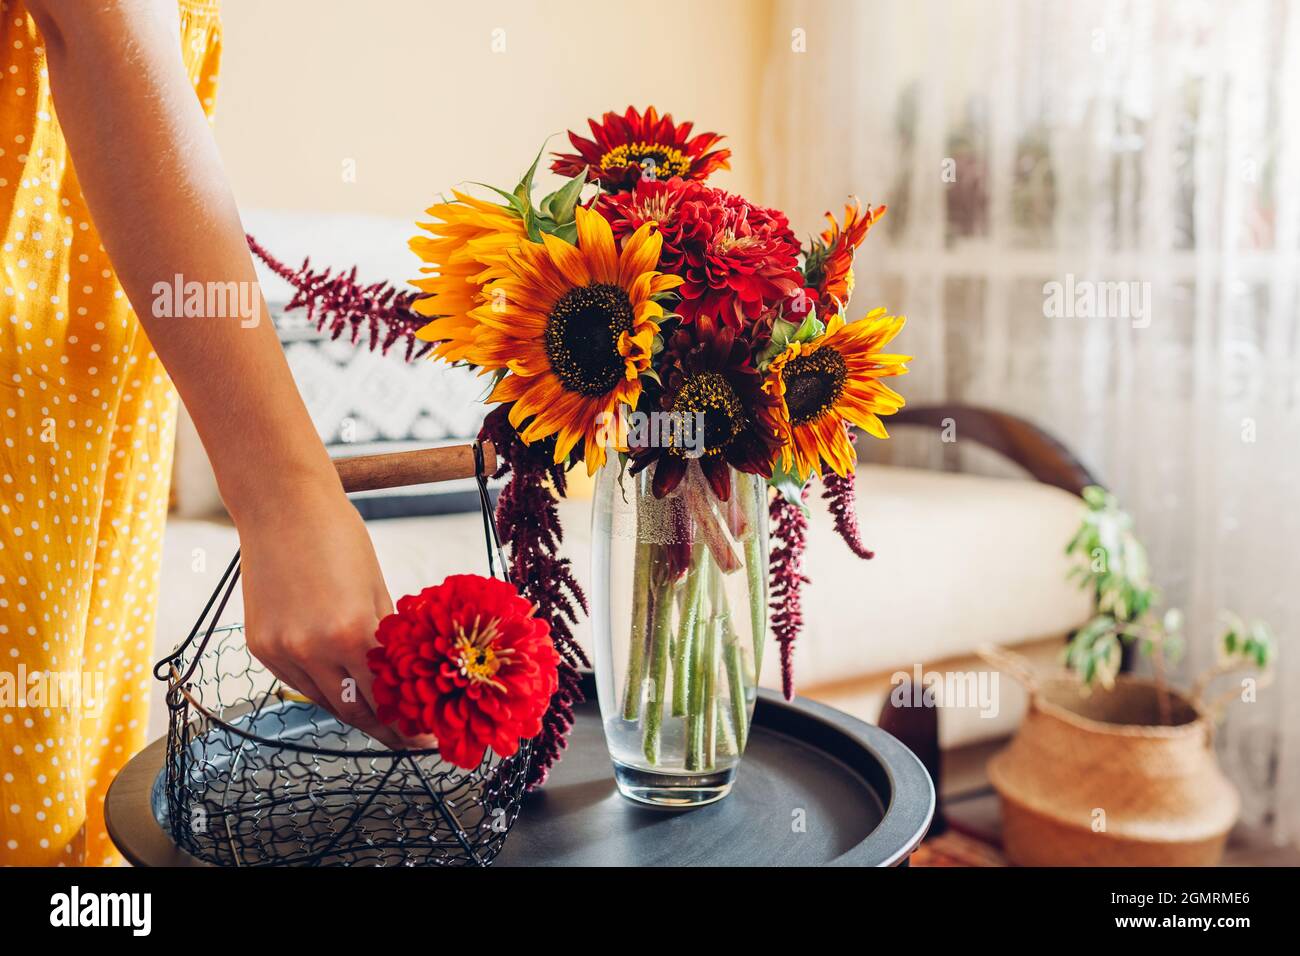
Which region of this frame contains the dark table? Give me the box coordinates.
[107,677,933,867]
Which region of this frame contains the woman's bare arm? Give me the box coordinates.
[28,0,405,746]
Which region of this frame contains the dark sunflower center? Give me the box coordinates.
[544,283,634,396]
[783,348,848,426]
[671,371,744,456]
[601,141,691,180]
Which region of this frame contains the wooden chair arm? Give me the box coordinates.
[874,405,1120,791]
[889,404,1101,496]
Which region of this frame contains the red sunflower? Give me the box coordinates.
[366,574,559,769]
[551,105,731,191]
[598,177,803,328]
[804,200,886,316]
[629,315,783,500]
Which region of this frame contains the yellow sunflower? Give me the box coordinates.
[765,307,909,479]
[410,191,526,362]
[434,206,682,473]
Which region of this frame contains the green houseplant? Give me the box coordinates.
[1063,485,1275,719]
[988,486,1276,866]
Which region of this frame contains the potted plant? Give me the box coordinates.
[986,486,1275,866]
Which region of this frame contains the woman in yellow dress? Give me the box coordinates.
[0,0,402,865]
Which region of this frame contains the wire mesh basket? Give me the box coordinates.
[153,443,530,867]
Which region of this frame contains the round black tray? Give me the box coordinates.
[106,673,933,866]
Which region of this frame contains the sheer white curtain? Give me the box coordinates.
[760,0,1300,846]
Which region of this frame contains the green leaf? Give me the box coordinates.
[768,458,810,515]
[1250,622,1277,667]
[514,143,547,206]
[759,310,826,369]
[1220,618,1276,670]
[792,311,825,343]
[547,220,577,244]
[1065,615,1127,687]
[761,317,797,361]
[1081,485,1108,509]
[468,182,530,219]
[540,169,587,225]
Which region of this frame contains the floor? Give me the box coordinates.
[941,789,1300,867]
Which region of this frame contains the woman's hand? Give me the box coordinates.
[233,478,405,749]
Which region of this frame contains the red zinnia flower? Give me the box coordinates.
[366,574,559,769]
[597,177,803,328]
[551,105,731,191]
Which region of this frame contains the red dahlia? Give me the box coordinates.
[597,177,803,328]
[366,574,559,769]
[551,105,731,191]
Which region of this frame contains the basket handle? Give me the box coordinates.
[975,642,1040,691]
[333,441,497,492]
[154,440,507,695]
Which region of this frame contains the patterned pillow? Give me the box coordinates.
[169,210,494,521]
[275,305,493,519]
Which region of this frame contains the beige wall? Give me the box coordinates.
[213,0,772,220]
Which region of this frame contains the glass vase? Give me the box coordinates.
[591,458,767,808]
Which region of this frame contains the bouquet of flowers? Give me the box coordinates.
[249,106,910,788]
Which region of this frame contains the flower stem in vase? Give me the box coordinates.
[621,539,653,721]
[689,552,727,771]
[685,607,708,771]
[716,686,739,756]
[702,614,720,769]
[672,544,708,718]
[642,568,678,765]
[722,615,749,754]
[737,473,767,677]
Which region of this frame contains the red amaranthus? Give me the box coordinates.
[769,485,810,700]
[821,423,876,560]
[246,235,431,360]
[480,405,590,789]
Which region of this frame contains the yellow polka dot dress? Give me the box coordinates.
[0,0,221,866]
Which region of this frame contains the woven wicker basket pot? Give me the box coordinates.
[988,676,1238,866]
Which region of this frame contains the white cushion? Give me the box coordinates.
[762,464,1092,690]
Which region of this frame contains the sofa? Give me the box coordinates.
[155,423,1093,802]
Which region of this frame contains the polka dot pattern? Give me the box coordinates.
[0,0,221,866]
